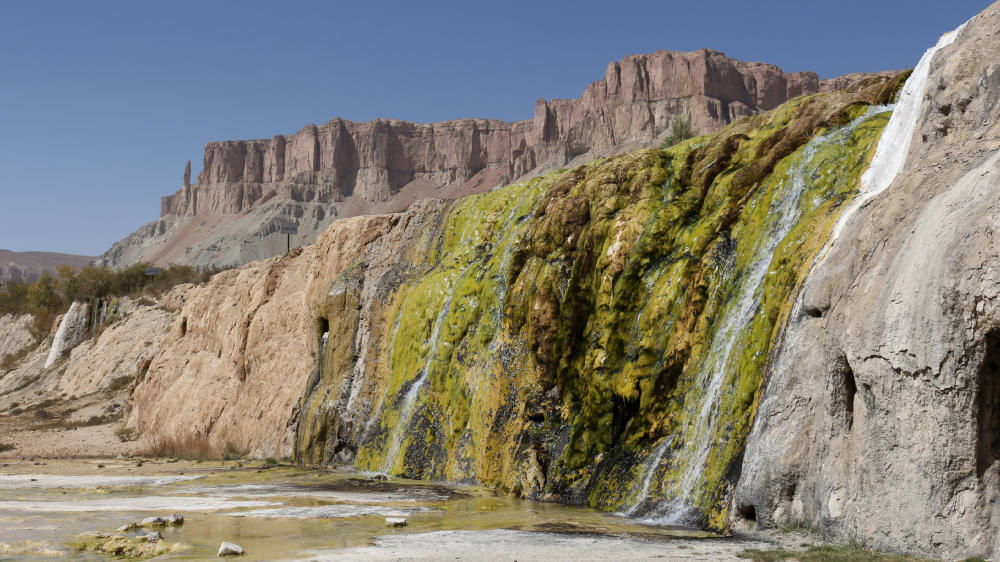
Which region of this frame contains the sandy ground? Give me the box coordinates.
[0,419,143,459]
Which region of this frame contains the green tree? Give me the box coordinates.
[660,115,695,149]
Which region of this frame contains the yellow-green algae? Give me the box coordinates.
[295,78,901,529]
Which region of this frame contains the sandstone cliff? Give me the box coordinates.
[734,3,1000,558]
[100,50,888,270]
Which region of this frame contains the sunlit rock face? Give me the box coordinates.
[98,50,888,271]
[292,75,901,531]
[735,3,1000,559]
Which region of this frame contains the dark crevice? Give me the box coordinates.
[976,329,1000,478]
[612,386,641,442]
[737,504,757,522]
[179,318,187,337]
[843,359,857,432]
[804,305,827,319]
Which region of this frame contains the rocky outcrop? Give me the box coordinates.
[0,314,35,360]
[102,50,888,270]
[122,205,447,457]
[0,297,177,458]
[734,3,1000,559]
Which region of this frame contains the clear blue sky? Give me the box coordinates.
[0,0,989,255]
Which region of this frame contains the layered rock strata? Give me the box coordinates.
[101,50,888,270]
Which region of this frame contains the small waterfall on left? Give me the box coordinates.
[44,301,89,369]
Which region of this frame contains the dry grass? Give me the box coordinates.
[138,434,248,461]
[140,433,217,460]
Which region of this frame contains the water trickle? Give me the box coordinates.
[636,108,889,524]
[380,291,458,474]
[44,302,89,369]
[623,437,672,516]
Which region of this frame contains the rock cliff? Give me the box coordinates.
[100,50,887,270]
[118,72,901,520]
[4,6,999,559]
[734,3,1000,558]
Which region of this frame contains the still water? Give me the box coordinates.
[0,458,767,560]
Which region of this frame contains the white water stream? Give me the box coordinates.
[380,292,458,473]
[634,107,890,525]
[44,301,88,369]
[819,22,966,262]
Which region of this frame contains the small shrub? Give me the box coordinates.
[222,442,249,461]
[660,115,695,149]
[140,434,215,460]
[115,427,141,442]
[0,443,15,453]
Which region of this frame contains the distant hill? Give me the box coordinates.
[0,250,95,282]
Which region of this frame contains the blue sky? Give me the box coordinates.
[0,0,989,255]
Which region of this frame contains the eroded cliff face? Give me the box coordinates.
[734,3,1000,558]
[291,75,901,529]
[100,49,887,271]
[123,205,448,458]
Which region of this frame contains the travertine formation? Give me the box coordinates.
[734,3,1000,558]
[5,6,1000,558]
[100,49,886,270]
[123,207,437,457]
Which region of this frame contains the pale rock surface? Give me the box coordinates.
[0,314,35,361]
[735,3,1000,559]
[0,295,179,458]
[122,202,442,458]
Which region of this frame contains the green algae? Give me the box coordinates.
[296,78,900,529]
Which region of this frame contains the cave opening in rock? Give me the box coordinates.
[976,329,1000,477]
[841,356,857,432]
[737,503,757,522]
[612,388,641,442]
[317,316,330,343]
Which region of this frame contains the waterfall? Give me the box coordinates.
[633,108,889,525]
[622,437,672,516]
[367,177,549,475]
[380,292,457,473]
[44,302,89,369]
[821,22,966,258]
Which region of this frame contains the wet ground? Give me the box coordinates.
[0,458,786,560]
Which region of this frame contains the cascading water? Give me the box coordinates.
[631,107,893,525]
[44,301,89,369]
[373,177,550,475]
[380,291,457,473]
[821,23,966,259]
[623,437,672,516]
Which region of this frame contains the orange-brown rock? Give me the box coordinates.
[104,49,888,270]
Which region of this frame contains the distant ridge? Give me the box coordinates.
[0,249,94,282]
[100,48,893,270]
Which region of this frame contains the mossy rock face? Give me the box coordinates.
[295,76,902,529]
